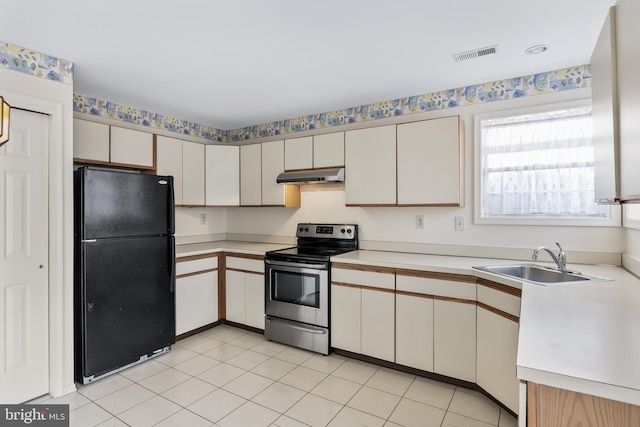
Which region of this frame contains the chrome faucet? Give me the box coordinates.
[532,242,567,272]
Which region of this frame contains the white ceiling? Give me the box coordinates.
[0,0,616,130]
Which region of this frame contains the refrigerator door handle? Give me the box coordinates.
[169,236,176,293]
[167,176,175,235]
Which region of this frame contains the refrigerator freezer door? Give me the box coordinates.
[77,236,175,380]
[77,167,174,239]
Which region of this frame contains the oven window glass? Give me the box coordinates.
[271,270,320,308]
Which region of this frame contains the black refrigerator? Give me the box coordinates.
[74,167,176,384]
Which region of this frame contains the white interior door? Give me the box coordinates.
[0,109,50,403]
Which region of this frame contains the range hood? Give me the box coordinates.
[276,167,345,184]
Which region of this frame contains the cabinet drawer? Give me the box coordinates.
[226,256,263,273]
[396,274,475,300]
[332,267,394,290]
[477,284,520,318]
[176,256,218,276]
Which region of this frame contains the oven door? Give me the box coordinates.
[265,259,329,327]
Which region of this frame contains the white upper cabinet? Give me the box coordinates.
[397,116,464,206]
[73,118,154,170]
[205,145,239,206]
[592,7,620,203]
[110,127,154,169]
[73,119,110,163]
[262,140,285,205]
[261,140,300,207]
[156,135,184,205]
[284,136,313,171]
[182,141,205,206]
[313,132,344,168]
[240,144,262,206]
[614,0,640,201]
[345,125,397,206]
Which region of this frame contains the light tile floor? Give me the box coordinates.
[39,325,519,427]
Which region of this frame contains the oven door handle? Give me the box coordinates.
[265,258,328,270]
[266,317,327,334]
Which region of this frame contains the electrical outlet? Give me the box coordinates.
[415,215,424,229]
[455,216,465,231]
[200,213,207,225]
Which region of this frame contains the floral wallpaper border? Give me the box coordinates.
[76,65,591,143]
[73,95,226,142]
[0,41,73,84]
[2,41,590,143]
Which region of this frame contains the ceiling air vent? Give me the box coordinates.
[453,44,499,62]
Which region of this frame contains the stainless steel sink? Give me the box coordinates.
[473,263,611,285]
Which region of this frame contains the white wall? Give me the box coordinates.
[226,87,624,264]
[175,206,227,239]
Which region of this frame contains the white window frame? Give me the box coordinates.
[624,204,640,230]
[474,99,620,226]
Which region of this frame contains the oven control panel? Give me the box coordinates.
[296,223,357,239]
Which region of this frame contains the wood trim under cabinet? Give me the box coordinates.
[331,281,396,294]
[223,252,265,261]
[477,278,522,298]
[176,252,219,263]
[331,262,397,275]
[226,267,264,276]
[218,255,226,319]
[477,302,519,323]
[395,267,477,283]
[176,268,217,279]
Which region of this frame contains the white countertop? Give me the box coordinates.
[334,249,640,405]
[176,240,292,257]
[177,242,640,405]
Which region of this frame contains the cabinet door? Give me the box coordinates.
[396,293,433,371]
[156,135,183,205]
[345,125,396,205]
[361,289,395,362]
[330,284,361,353]
[262,140,286,205]
[110,126,155,169]
[206,145,239,206]
[225,270,246,324]
[175,271,218,335]
[592,7,620,203]
[285,136,313,171]
[616,0,640,200]
[240,144,262,206]
[245,272,265,330]
[182,141,205,206]
[434,299,476,382]
[397,117,463,206]
[73,119,110,163]
[477,306,519,414]
[313,132,344,168]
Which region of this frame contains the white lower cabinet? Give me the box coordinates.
[225,270,246,325]
[225,255,265,330]
[245,272,265,330]
[330,284,361,353]
[477,281,521,415]
[395,293,434,371]
[331,265,395,362]
[175,255,219,336]
[477,306,519,413]
[434,299,476,382]
[361,289,395,361]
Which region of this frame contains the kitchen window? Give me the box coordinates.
[475,101,619,226]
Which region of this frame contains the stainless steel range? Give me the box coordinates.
[264,223,358,355]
